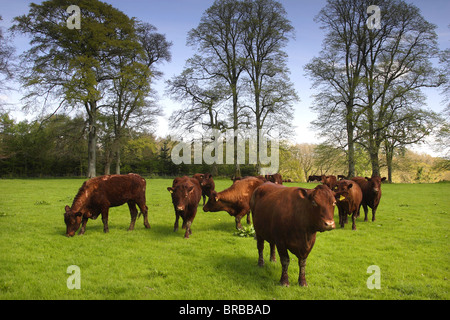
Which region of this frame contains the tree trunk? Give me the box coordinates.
[87,107,97,178]
[347,103,355,178]
[115,148,121,175]
[232,84,241,178]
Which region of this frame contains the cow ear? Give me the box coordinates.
[365,177,370,181]
[348,183,353,189]
[167,187,174,194]
[298,188,308,199]
[65,205,71,213]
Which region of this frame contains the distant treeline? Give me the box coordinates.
[1,113,449,182]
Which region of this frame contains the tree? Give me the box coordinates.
[103,22,170,174]
[306,0,443,177]
[187,0,248,177]
[305,0,369,178]
[241,0,297,172]
[12,0,141,178]
[357,0,442,176]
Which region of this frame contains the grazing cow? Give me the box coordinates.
[322,175,338,190]
[203,177,264,230]
[250,183,336,287]
[334,180,363,230]
[193,173,216,206]
[351,176,386,222]
[64,174,150,237]
[167,176,202,238]
[265,173,283,185]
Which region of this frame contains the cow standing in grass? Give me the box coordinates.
[250,183,336,287]
[193,173,215,206]
[351,176,386,222]
[203,177,264,230]
[167,176,202,238]
[64,174,150,237]
[334,180,363,230]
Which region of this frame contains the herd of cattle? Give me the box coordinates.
[63,172,386,287]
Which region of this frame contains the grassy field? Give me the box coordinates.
[0,178,449,300]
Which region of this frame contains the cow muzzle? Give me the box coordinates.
[323,220,336,231]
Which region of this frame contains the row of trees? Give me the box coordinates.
[2,111,446,183]
[305,0,448,178]
[6,0,172,178]
[0,0,448,179]
[167,0,298,177]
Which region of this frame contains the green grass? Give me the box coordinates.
[0,178,449,300]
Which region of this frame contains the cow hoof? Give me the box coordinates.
[299,282,308,287]
[280,281,289,287]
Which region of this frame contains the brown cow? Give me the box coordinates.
[265,173,283,185]
[334,180,363,230]
[250,183,336,287]
[203,177,264,230]
[351,176,386,222]
[167,176,202,238]
[64,174,150,237]
[321,175,337,190]
[193,173,215,206]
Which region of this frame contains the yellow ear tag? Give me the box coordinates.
[339,195,346,201]
[169,190,173,194]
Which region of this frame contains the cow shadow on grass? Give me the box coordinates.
[206,251,281,296]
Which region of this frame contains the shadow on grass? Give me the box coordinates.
[207,250,281,294]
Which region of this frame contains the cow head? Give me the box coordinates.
[365,176,386,194]
[64,205,82,237]
[203,190,222,212]
[299,185,336,232]
[334,180,353,202]
[167,183,195,213]
[201,173,212,186]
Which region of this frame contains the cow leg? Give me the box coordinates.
[257,236,265,267]
[174,213,180,232]
[78,217,88,235]
[372,206,377,222]
[246,212,251,225]
[137,200,150,229]
[235,216,243,230]
[202,194,206,206]
[269,243,276,263]
[101,208,109,233]
[235,210,248,230]
[363,204,369,222]
[351,212,357,230]
[277,246,290,287]
[184,220,193,239]
[127,201,138,231]
[298,258,308,287]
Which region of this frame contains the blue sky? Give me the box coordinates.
[1,0,449,154]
